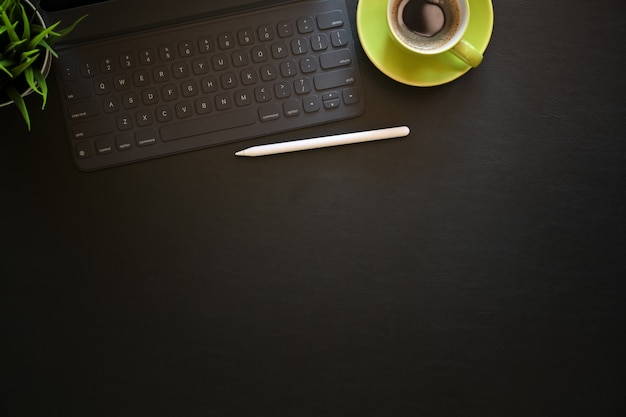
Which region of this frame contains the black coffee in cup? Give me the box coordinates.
[402,0,445,37]
[389,0,462,52]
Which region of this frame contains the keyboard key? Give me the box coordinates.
[122,92,139,109]
[94,79,111,95]
[162,84,179,101]
[175,102,194,118]
[212,54,229,71]
[136,110,153,126]
[75,142,93,158]
[241,68,258,85]
[272,42,289,59]
[192,58,210,75]
[133,70,150,87]
[201,76,218,93]
[100,57,115,73]
[252,46,269,63]
[64,83,92,101]
[173,63,190,79]
[156,106,173,122]
[277,20,294,38]
[297,17,315,33]
[323,91,340,101]
[96,137,114,155]
[113,75,131,90]
[300,56,318,73]
[181,80,199,97]
[342,88,360,105]
[291,38,309,55]
[80,62,97,77]
[198,37,215,53]
[60,64,78,81]
[221,72,238,89]
[159,45,175,61]
[303,96,321,113]
[195,98,212,114]
[215,93,233,111]
[72,118,115,139]
[153,66,170,82]
[274,81,292,98]
[116,114,133,130]
[324,98,341,109]
[331,29,349,47]
[116,134,133,151]
[258,25,275,41]
[179,41,195,57]
[160,109,256,141]
[294,77,312,94]
[320,49,352,69]
[103,97,120,113]
[261,64,278,81]
[283,100,300,117]
[136,128,158,146]
[311,34,329,51]
[238,29,255,46]
[255,85,272,102]
[139,49,156,65]
[142,88,159,105]
[317,10,344,29]
[232,51,249,67]
[218,33,236,49]
[259,104,281,122]
[314,68,356,90]
[235,90,253,107]
[120,53,135,69]
[280,60,298,77]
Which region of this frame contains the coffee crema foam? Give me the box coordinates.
[390,0,461,51]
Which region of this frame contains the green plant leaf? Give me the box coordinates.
[9,53,39,78]
[5,37,28,53]
[1,9,20,44]
[35,38,59,58]
[19,47,39,59]
[24,66,42,96]
[18,0,30,40]
[22,64,47,101]
[0,59,14,77]
[34,67,48,109]
[5,84,31,131]
[26,21,60,50]
[55,14,88,39]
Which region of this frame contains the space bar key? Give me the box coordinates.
[160,109,257,142]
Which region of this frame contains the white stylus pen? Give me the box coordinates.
[235,126,410,157]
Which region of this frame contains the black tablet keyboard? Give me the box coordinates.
[56,0,365,170]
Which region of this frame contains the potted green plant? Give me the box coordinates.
[0,0,85,130]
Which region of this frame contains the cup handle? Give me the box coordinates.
[450,39,483,68]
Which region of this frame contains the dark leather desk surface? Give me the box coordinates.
[2,1,625,416]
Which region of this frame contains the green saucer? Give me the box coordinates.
[357,0,494,87]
